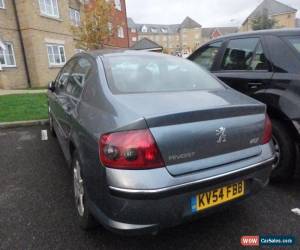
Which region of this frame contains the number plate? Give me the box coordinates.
[191,181,245,212]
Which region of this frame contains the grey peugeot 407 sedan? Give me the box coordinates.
[47,50,275,235]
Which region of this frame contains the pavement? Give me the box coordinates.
[0,125,299,250]
[0,89,47,96]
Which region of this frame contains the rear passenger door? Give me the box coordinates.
[62,56,93,142]
[214,37,273,97]
[51,59,76,140]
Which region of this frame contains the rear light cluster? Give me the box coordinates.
[262,115,272,144]
[99,129,165,170]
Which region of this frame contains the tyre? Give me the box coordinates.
[72,150,97,230]
[48,107,56,137]
[270,119,296,182]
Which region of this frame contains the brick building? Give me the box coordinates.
[128,17,238,57]
[0,0,129,89]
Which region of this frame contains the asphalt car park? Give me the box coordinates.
[0,125,299,249]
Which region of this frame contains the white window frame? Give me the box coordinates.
[132,37,137,42]
[46,44,66,67]
[117,26,124,38]
[131,28,136,33]
[0,0,5,9]
[114,0,121,11]
[69,8,80,26]
[39,0,59,18]
[0,42,16,67]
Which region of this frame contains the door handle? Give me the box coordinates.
[248,82,263,86]
[248,82,263,89]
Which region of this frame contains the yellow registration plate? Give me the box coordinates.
[191,181,245,212]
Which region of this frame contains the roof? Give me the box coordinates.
[83,49,170,58]
[207,28,300,43]
[202,27,239,38]
[180,17,202,29]
[244,0,297,24]
[127,18,136,28]
[130,38,163,51]
[127,17,200,34]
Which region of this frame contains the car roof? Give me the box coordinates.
[208,28,300,43]
[78,49,168,58]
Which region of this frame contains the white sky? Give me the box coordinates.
[126,0,300,27]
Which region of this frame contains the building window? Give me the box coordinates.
[131,28,136,33]
[141,25,148,33]
[0,42,16,67]
[161,28,168,33]
[108,22,113,34]
[114,0,121,11]
[117,26,124,38]
[0,0,5,9]
[39,0,59,18]
[132,37,137,42]
[47,44,66,66]
[69,8,80,26]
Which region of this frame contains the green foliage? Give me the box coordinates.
[0,94,48,122]
[251,10,277,30]
[72,0,116,50]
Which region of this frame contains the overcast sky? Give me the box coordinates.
[126,0,300,27]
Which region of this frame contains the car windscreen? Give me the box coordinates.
[104,54,224,94]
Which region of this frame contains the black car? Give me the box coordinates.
[189,29,300,181]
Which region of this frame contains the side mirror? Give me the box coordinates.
[48,81,55,92]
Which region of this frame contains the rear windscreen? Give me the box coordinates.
[104,54,224,94]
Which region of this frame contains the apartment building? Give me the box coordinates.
[241,0,299,32]
[128,17,238,56]
[0,0,129,89]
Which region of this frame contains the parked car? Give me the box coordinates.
[48,50,274,235]
[189,29,300,181]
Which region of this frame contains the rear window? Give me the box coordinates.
[104,54,223,94]
[287,37,300,54]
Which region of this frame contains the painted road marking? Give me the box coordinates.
[291,208,300,216]
[41,130,48,141]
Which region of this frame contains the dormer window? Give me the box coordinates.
[141,25,148,33]
[151,28,157,33]
[161,28,168,33]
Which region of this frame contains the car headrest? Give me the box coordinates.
[230,49,246,62]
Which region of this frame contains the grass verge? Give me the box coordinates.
[0,93,48,123]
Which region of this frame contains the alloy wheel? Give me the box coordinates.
[272,136,281,170]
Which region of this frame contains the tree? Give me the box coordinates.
[251,8,277,30]
[72,0,116,50]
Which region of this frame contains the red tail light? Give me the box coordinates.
[262,115,272,144]
[99,129,165,170]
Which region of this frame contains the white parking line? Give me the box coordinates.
[41,130,48,141]
[291,208,300,216]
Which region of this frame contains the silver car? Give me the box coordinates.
[47,50,275,235]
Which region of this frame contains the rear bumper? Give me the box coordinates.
[108,157,274,199]
[89,157,274,235]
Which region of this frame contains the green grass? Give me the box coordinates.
[0,94,48,123]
